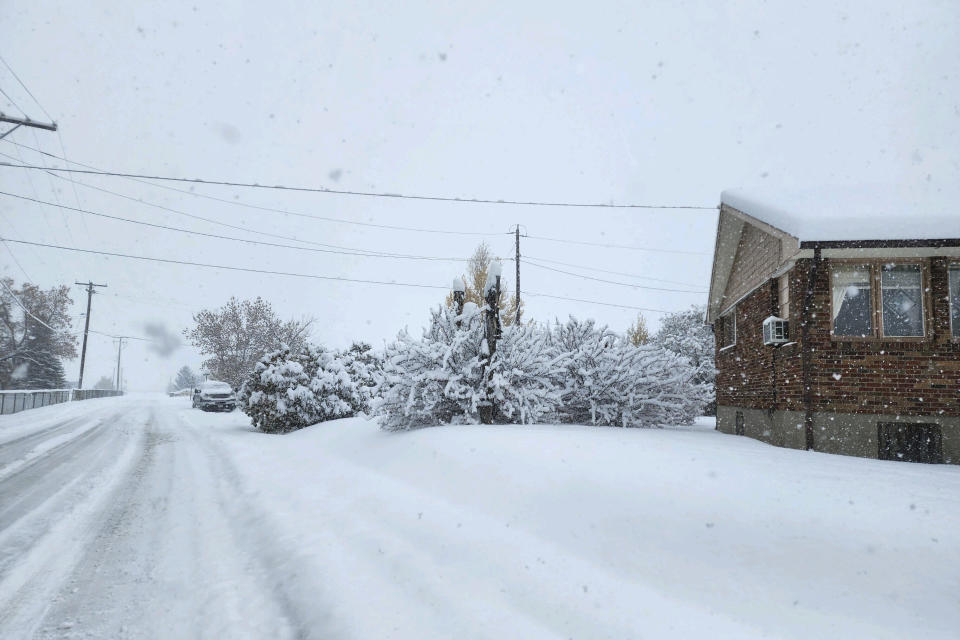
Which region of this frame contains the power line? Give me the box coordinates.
[0,160,718,211]
[2,237,676,313]
[525,233,710,255]
[2,140,511,237]
[523,259,707,293]
[0,149,476,261]
[1,236,452,291]
[0,53,53,121]
[524,291,670,313]
[522,255,704,288]
[0,229,31,280]
[0,276,61,334]
[0,85,24,117]
[0,189,472,263]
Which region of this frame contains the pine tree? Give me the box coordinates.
[175,366,200,390]
[1,278,77,389]
[18,322,68,389]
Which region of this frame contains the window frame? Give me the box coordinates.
[778,274,790,320]
[828,259,931,342]
[949,263,960,341]
[718,307,737,351]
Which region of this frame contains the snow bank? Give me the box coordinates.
[206,413,960,640]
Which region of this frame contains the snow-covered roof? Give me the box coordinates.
[721,185,960,242]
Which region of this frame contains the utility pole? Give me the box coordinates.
[115,337,124,391]
[75,281,107,389]
[514,225,521,324]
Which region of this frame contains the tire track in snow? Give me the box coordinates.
[178,412,333,640]
[0,408,147,637]
[32,405,309,639]
[0,416,105,486]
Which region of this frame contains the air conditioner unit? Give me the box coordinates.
[762,316,789,345]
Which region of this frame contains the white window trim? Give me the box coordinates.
[878,263,926,339]
[719,308,736,351]
[950,265,960,339]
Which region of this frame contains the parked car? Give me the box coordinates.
[191,380,237,412]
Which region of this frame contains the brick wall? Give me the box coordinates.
[722,223,781,307]
[800,256,960,417]
[715,280,778,410]
[717,256,960,418]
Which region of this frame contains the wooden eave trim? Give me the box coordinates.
[801,238,960,250]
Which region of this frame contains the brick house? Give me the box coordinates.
[706,190,960,464]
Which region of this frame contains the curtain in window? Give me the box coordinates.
[881,265,923,337]
[831,266,872,336]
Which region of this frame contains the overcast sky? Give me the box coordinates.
[1,1,957,390]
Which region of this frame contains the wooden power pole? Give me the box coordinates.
[115,337,124,391]
[75,281,107,389]
[514,225,521,324]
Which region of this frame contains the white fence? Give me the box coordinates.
[0,389,123,415]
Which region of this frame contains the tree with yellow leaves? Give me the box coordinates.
[626,312,650,346]
[445,243,522,325]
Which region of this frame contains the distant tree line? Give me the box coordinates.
[182,242,715,433]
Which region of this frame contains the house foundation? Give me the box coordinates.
[717,405,959,464]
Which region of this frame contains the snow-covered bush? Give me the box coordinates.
[239,344,362,434]
[375,308,710,431]
[375,305,567,430]
[376,303,487,430]
[549,317,711,427]
[652,305,716,415]
[339,341,384,415]
[486,321,567,424]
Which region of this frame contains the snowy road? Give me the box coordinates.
[0,396,309,639]
[1,395,959,639]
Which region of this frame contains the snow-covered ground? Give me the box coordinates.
[1,395,958,639]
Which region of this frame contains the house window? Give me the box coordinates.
[831,265,873,337]
[880,264,924,337]
[950,266,960,338]
[778,274,790,318]
[719,309,736,349]
[830,261,928,339]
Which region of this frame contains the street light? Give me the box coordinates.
[452,276,465,316]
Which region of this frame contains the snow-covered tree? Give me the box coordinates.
[19,323,68,389]
[238,344,362,434]
[376,305,566,430]
[550,317,711,427]
[0,278,77,389]
[443,243,522,325]
[184,297,315,389]
[652,305,716,415]
[174,365,200,390]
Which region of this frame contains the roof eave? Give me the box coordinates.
[798,238,960,249]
